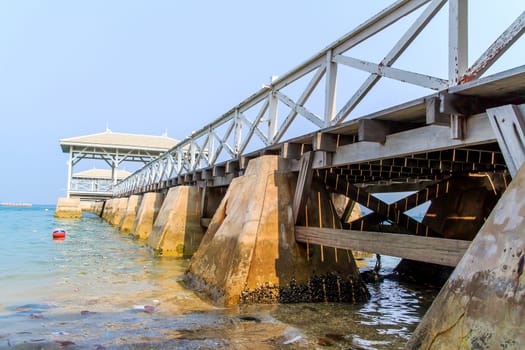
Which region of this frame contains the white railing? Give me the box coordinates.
[71,178,114,193]
[114,0,524,196]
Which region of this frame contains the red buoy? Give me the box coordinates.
[52,228,66,240]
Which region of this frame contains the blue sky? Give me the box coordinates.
[0,1,523,204]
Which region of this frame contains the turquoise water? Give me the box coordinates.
[0,205,437,349]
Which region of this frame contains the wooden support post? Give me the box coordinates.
[341,199,357,223]
[295,226,470,267]
[450,114,466,140]
[487,104,525,177]
[293,151,314,223]
[359,119,419,143]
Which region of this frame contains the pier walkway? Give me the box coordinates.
[110,0,525,266]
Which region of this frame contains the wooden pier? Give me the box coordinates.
[58,1,525,348]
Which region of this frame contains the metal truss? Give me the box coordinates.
[114,0,525,196]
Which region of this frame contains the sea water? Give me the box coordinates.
[0,205,438,349]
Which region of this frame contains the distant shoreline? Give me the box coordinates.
[0,202,33,207]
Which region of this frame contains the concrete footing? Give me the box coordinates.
[406,165,525,349]
[146,186,204,257]
[130,192,164,240]
[54,197,82,219]
[184,155,368,306]
[120,195,142,234]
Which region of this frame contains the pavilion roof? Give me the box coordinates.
[73,168,132,180]
[60,130,179,153]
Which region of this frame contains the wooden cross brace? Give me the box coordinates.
[324,173,452,236]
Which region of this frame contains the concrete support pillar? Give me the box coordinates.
[185,155,368,306]
[108,197,128,227]
[54,197,82,219]
[130,192,164,240]
[89,201,104,217]
[120,195,143,234]
[406,164,525,349]
[146,186,204,257]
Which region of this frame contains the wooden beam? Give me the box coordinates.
[281,142,303,159]
[293,152,314,223]
[341,200,357,223]
[312,151,333,168]
[330,114,495,168]
[334,55,447,90]
[201,169,213,180]
[440,92,500,117]
[358,119,417,143]
[313,132,338,152]
[295,226,470,267]
[225,160,239,174]
[212,165,225,177]
[275,91,323,128]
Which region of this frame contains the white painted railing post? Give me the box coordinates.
[268,75,279,143]
[268,92,278,143]
[449,0,468,86]
[449,0,468,139]
[177,149,183,175]
[324,49,338,127]
[234,109,242,155]
[190,140,197,170]
[208,127,215,166]
[66,148,73,198]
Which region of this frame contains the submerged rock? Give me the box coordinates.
[392,259,453,287]
[239,273,369,304]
